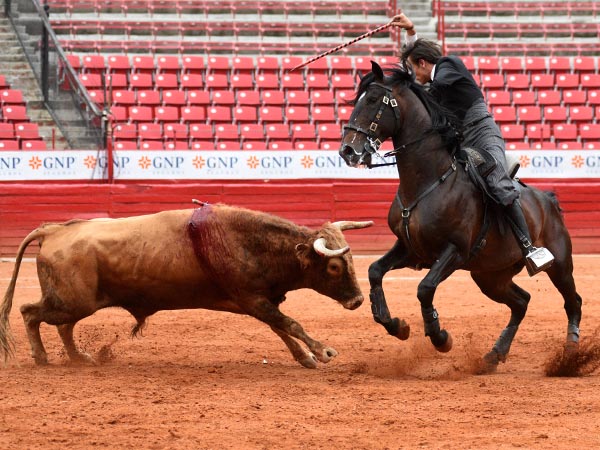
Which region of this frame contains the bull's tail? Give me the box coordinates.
[0,228,46,364]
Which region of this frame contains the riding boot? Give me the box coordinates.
[505,199,554,276]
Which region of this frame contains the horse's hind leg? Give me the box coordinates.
[368,240,411,340]
[471,268,530,371]
[545,248,582,349]
[57,323,95,364]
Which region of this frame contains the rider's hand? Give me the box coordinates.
[389,12,414,32]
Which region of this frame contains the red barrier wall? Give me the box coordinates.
[1,180,599,257]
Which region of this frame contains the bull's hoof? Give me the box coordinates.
[434,330,453,353]
[394,318,410,341]
[298,352,318,369]
[319,346,338,364]
[32,353,49,366]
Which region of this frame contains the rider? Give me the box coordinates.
[389,12,554,276]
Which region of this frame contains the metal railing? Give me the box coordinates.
[4,0,105,151]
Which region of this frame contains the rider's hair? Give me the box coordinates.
[401,39,442,70]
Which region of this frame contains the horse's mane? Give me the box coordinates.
[352,66,460,151]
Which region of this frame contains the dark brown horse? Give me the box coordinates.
[339,61,582,372]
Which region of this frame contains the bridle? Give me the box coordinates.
[342,81,437,168]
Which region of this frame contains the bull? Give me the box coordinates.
[0,202,373,369]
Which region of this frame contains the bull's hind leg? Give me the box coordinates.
[368,240,412,339]
[57,323,95,364]
[21,295,95,365]
[471,268,530,372]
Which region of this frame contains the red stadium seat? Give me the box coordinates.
[331,74,356,91]
[105,73,128,89]
[181,106,206,122]
[164,123,188,140]
[106,55,131,73]
[583,142,600,150]
[285,105,310,123]
[233,106,258,122]
[206,106,232,122]
[128,106,153,122]
[216,140,241,150]
[526,123,552,140]
[256,56,279,73]
[317,122,341,140]
[261,90,285,106]
[0,123,14,139]
[237,90,261,106]
[543,106,567,122]
[477,57,500,72]
[108,106,128,122]
[138,123,162,141]
[556,141,582,150]
[587,90,600,105]
[162,90,187,106]
[189,123,214,140]
[212,90,236,106]
[500,124,525,140]
[291,123,315,141]
[306,73,329,90]
[553,123,578,140]
[537,90,561,105]
[190,140,215,150]
[518,106,541,122]
[155,73,179,90]
[499,57,523,72]
[0,140,19,150]
[81,54,105,72]
[548,57,571,72]
[230,73,254,90]
[294,140,317,150]
[556,73,579,89]
[2,105,29,121]
[580,124,600,140]
[112,89,136,105]
[137,90,161,106]
[281,73,304,90]
[562,90,586,105]
[131,55,156,73]
[319,140,339,151]
[573,57,596,72]
[265,123,290,141]
[486,90,511,105]
[268,140,294,150]
[255,73,279,90]
[491,106,516,122]
[0,89,24,104]
[511,90,536,105]
[21,140,47,150]
[311,105,335,123]
[14,122,41,140]
[79,73,102,89]
[140,140,165,151]
[240,123,265,142]
[165,141,189,150]
[311,90,335,105]
[524,57,547,72]
[129,73,153,90]
[506,74,529,90]
[259,106,284,122]
[180,74,204,90]
[154,106,180,122]
[181,55,205,73]
[581,74,600,88]
[531,74,554,89]
[206,56,230,73]
[242,140,267,151]
[570,106,594,122]
[187,90,211,105]
[480,73,504,89]
[113,123,137,141]
[156,55,180,73]
[87,90,105,105]
[287,90,310,105]
[214,123,239,142]
[338,105,352,122]
[205,73,229,90]
[231,56,255,73]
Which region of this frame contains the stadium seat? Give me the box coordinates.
[155,73,179,90]
[108,106,128,122]
[306,73,329,90]
[256,56,280,73]
[499,57,523,72]
[480,73,504,89]
[113,123,137,141]
[187,90,211,105]
[233,106,258,123]
[212,90,236,106]
[165,141,189,150]
[81,54,105,73]
[2,105,29,121]
[580,124,600,140]
[291,123,315,141]
[237,90,261,106]
[88,90,105,105]
[138,123,163,141]
[162,90,187,106]
[154,106,180,122]
[190,140,215,150]
[181,106,206,122]
[255,73,280,90]
[0,90,24,104]
[338,105,352,122]
[189,123,214,140]
[156,55,181,73]
[486,90,511,105]
[478,57,500,72]
[331,74,356,91]
[510,90,535,105]
[240,123,265,142]
[230,73,254,90]
[311,106,335,123]
[140,140,165,151]
[537,90,561,105]
[287,90,310,105]
[500,124,525,140]
[180,74,204,90]
[573,57,596,72]
[207,106,232,122]
[265,123,290,141]
[164,123,188,140]
[317,122,341,141]
[21,140,47,150]
[0,140,19,150]
[137,90,161,106]
[506,74,529,90]
[261,90,285,106]
[131,55,155,73]
[214,123,240,142]
[0,123,14,139]
[79,73,102,89]
[106,55,131,73]
[205,74,229,90]
[268,141,294,150]
[112,89,136,106]
[242,140,267,150]
[285,106,310,123]
[531,74,554,89]
[128,106,153,122]
[543,106,567,122]
[526,123,551,140]
[587,90,600,105]
[231,56,255,74]
[281,73,304,90]
[491,106,516,122]
[518,106,541,122]
[311,90,335,105]
[259,106,284,122]
[570,106,594,122]
[548,57,571,72]
[562,90,587,105]
[553,123,578,140]
[105,73,128,89]
[556,74,579,89]
[14,122,41,140]
[130,73,153,90]
[524,57,547,72]
[181,55,205,73]
[581,74,600,88]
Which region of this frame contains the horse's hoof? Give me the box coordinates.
[392,318,410,341]
[564,341,579,356]
[319,346,338,363]
[434,330,453,353]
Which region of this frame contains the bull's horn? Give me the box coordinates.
[313,237,350,257]
[331,220,374,231]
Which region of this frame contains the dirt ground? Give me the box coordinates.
[1,255,599,450]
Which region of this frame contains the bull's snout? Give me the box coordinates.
[342,295,364,310]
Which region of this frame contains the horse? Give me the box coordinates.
[339,61,582,372]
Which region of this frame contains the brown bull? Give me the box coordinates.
[0,202,373,369]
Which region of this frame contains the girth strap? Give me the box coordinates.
[396,160,457,246]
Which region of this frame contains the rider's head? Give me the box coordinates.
[401,39,442,85]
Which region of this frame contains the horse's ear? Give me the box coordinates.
[370,61,384,80]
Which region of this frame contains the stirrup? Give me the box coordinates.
[525,247,554,276]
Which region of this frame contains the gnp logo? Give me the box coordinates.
[519,155,564,169]
[28,156,75,170]
[137,155,184,169]
[0,156,21,170]
[246,155,291,169]
[93,156,131,169]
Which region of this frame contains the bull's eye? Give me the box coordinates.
[327,260,343,277]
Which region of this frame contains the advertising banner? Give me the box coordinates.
[1,150,600,180]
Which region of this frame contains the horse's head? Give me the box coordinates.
[339,61,404,168]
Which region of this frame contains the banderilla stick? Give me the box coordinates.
[289,22,394,72]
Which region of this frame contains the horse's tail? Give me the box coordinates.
[0,227,47,364]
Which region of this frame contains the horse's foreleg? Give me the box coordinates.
[417,244,463,352]
[368,240,411,340]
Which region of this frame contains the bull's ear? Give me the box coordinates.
[295,243,312,269]
[371,61,384,80]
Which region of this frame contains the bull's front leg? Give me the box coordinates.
[244,297,336,368]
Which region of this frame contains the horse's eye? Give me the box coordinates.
[365,95,378,105]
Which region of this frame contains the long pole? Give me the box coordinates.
[290,22,393,72]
